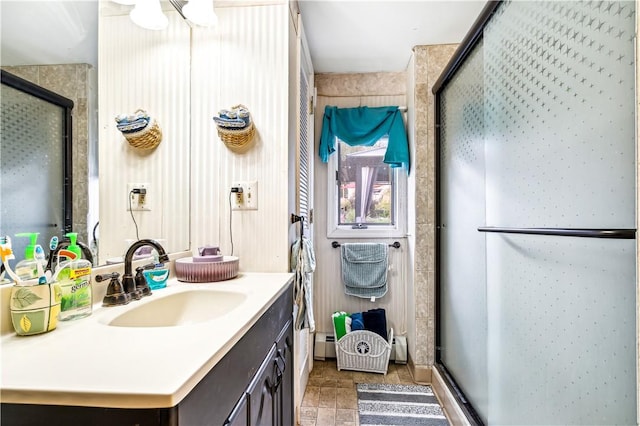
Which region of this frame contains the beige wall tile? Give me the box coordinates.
[426,44,459,85]
[414,46,429,84]
[411,44,458,371]
[316,72,407,97]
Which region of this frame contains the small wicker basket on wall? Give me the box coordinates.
[122,118,163,150]
[215,104,255,152]
[115,109,162,150]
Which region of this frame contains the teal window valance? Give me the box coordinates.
[319,105,410,173]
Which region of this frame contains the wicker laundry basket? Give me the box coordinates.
[334,328,394,374]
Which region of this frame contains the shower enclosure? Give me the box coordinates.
[434,1,637,424]
[0,70,73,259]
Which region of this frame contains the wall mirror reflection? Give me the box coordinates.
[1,0,191,270]
[1,71,74,262]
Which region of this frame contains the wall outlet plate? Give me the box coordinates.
[127,183,151,211]
[232,181,258,210]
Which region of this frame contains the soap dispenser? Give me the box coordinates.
[14,232,44,281]
[57,233,93,320]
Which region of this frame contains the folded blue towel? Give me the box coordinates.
[350,312,364,330]
[363,308,387,340]
[340,243,388,299]
[116,117,150,133]
[213,116,250,129]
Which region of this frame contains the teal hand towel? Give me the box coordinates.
[340,243,388,299]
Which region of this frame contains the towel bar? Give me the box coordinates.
[477,227,636,239]
[331,241,401,249]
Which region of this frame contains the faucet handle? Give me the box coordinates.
[101,274,131,307]
[134,264,153,297]
[135,263,156,273]
[95,272,120,282]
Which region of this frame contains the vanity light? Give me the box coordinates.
[130,0,168,31]
[182,0,218,28]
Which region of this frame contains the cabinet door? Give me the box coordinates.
[224,393,248,426]
[247,344,277,425]
[274,320,293,426]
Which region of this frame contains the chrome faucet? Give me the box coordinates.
[122,239,170,300]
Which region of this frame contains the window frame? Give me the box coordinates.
[326,136,407,238]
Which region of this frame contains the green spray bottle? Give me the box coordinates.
[57,233,93,320]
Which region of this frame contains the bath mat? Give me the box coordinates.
[357,383,450,426]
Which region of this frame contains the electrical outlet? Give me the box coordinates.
[127,183,151,211]
[231,181,258,210]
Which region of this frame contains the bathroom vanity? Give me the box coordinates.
[0,273,294,426]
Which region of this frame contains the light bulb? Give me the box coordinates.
[182,0,218,28]
[130,0,168,31]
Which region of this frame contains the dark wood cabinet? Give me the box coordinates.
[239,320,293,426]
[1,282,293,426]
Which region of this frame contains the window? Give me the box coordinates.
[327,136,406,238]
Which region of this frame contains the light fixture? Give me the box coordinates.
[182,0,218,28]
[130,0,168,31]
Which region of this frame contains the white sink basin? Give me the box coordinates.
[104,289,247,327]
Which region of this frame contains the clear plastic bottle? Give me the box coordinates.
[14,232,44,281]
[57,233,92,320]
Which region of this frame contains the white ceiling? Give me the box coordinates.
[0,0,487,74]
[1,1,99,68]
[298,0,488,73]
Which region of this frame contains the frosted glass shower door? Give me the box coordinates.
[439,43,488,421]
[482,1,637,424]
[0,75,69,260]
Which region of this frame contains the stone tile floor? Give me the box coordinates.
[299,360,416,426]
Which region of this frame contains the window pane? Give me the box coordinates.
[337,138,394,226]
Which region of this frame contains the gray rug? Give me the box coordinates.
[357,383,450,426]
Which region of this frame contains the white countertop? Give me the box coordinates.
[1,272,293,409]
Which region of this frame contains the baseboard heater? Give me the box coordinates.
[314,332,407,364]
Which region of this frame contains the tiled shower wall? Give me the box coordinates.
[2,64,95,246]
[411,45,457,372]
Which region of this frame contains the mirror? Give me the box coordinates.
[0,1,191,267]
